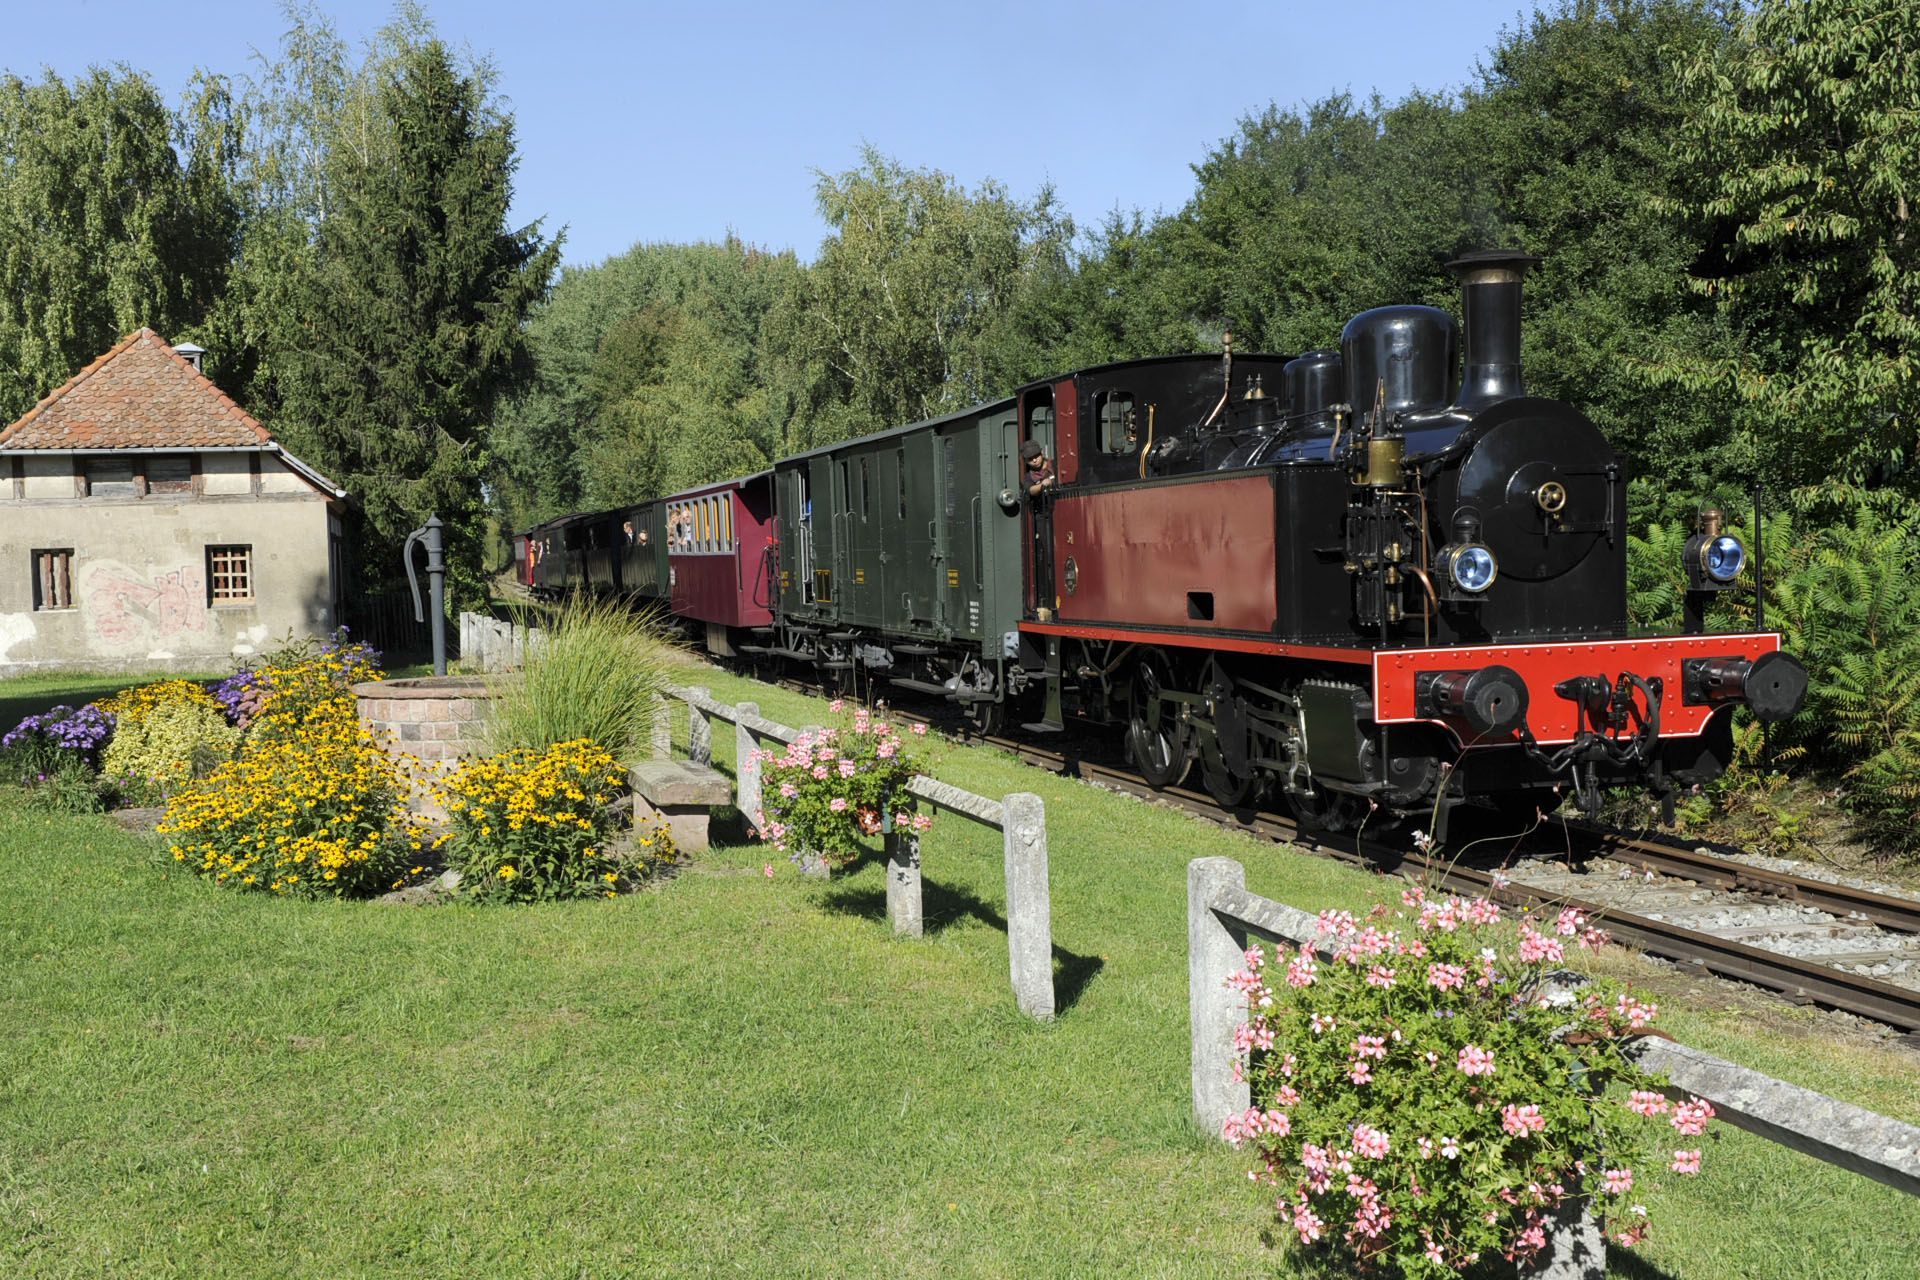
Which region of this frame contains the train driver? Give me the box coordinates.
[1022,440,1056,497]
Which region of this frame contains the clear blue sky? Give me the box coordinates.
[9,0,1543,267]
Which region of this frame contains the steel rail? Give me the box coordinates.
[771,676,1920,1033]
[1582,829,1920,935]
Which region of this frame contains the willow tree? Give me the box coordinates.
[765,147,1073,450]
[0,67,241,420]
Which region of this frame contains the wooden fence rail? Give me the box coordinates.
[660,683,1055,1021]
[1187,856,1920,1280]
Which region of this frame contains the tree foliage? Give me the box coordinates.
[764,146,1074,450]
[0,67,242,421]
[488,238,800,527]
[238,9,559,603]
[1655,0,1920,495]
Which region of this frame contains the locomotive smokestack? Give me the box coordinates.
[1447,249,1539,411]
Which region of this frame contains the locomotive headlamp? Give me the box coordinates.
[1439,543,1498,593]
[1682,508,1745,590]
[1701,534,1745,583]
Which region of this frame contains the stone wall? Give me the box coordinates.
[353,677,496,764]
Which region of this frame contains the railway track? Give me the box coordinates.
[771,676,1920,1035]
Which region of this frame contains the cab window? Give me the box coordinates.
[1094,390,1137,454]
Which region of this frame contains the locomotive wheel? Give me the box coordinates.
[1127,655,1191,789]
[965,698,1007,738]
[1284,785,1367,834]
[1199,735,1256,811]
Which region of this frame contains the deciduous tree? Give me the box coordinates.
[0,67,241,420]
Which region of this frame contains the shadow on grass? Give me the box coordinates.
[820,878,1105,1014]
[1609,1250,1680,1280]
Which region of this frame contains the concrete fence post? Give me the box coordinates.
[1189,856,1251,1135]
[687,685,712,765]
[651,696,672,760]
[735,702,762,832]
[796,725,831,877]
[885,827,923,938]
[1001,792,1054,1021]
[1539,1206,1606,1280]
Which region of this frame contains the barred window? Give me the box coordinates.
[32,549,74,611]
[207,545,253,602]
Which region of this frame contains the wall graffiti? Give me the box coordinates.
[82,562,210,649]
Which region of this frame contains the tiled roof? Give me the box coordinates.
[0,328,274,451]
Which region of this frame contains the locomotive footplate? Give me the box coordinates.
[1373,632,1799,747]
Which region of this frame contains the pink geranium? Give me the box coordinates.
[1500,1104,1546,1137]
[1352,1125,1390,1159]
[1457,1045,1495,1076]
[1671,1099,1715,1136]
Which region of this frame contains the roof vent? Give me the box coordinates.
[172,342,206,372]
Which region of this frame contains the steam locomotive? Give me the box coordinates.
[518,251,1808,836]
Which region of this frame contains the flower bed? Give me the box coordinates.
[752,700,933,869]
[160,705,428,895]
[436,738,675,901]
[1224,888,1718,1275]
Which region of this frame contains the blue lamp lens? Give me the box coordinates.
[1453,545,1497,593]
[1705,535,1745,582]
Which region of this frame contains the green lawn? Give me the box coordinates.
[0,671,224,733]
[1,667,1916,1277]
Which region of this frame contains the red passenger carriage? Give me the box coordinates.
[665,473,775,649]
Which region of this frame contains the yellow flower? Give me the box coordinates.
[498,865,517,880]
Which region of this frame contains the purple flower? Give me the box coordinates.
[4,703,113,756]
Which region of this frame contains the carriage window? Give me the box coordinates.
[897,448,907,518]
[839,460,851,515]
[1095,391,1137,454]
[723,498,734,551]
[859,457,871,520]
[1027,403,1054,448]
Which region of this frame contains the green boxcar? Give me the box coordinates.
[769,397,1025,716]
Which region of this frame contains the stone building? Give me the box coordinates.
[0,329,348,672]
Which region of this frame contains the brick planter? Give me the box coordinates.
[353,676,499,764]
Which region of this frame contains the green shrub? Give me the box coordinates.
[485,597,678,764]
[99,681,239,799]
[1628,496,1920,856]
[23,756,104,814]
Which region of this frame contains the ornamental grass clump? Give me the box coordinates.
[98,680,239,800]
[753,700,933,868]
[436,738,675,902]
[484,597,676,764]
[1225,887,1718,1276]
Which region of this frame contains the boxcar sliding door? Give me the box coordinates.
[889,433,938,632]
